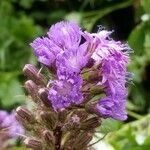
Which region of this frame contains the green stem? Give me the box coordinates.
[127,110,143,119]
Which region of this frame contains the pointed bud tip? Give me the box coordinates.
[38,88,52,108]
[38,88,47,95]
[24,138,42,150]
[23,64,33,72]
[16,106,35,124]
[23,64,46,85]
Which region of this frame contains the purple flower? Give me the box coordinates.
[96,85,128,120]
[84,29,131,120]
[0,110,24,138]
[31,21,89,111]
[56,42,89,74]
[48,74,83,111]
[48,21,81,49]
[96,95,127,120]
[0,110,8,124]
[30,21,131,121]
[99,51,128,94]
[8,113,24,137]
[83,30,130,64]
[96,85,127,121]
[31,21,85,68]
[30,37,61,66]
[95,48,129,120]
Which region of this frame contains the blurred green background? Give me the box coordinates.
[0,0,150,150]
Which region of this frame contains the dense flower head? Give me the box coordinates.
[48,74,83,111]
[81,29,130,120]
[96,94,127,120]
[48,21,81,49]
[94,43,129,120]
[0,110,24,137]
[0,110,8,125]
[99,51,128,93]
[31,21,83,66]
[30,21,132,121]
[30,37,61,66]
[56,43,89,74]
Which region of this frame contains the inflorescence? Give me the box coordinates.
[14,21,132,150]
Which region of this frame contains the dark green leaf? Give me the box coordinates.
[100,118,122,134]
[128,22,146,55]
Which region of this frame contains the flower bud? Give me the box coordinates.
[62,115,80,131]
[16,106,35,124]
[85,102,104,117]
[15,113,30,130]
[88,70,100,82]
[73,132,93,149]
[38,88,52,108]
[58,109,68,123]
[72,110,88,121]
[85,102,96,114]
[83,93,92,103]
[43,130,55,147]
[39,111,57,130]
[25,80,39,103]
[62,130,80,149]
[80,117,101,130]
[24,138,42,150]
[90,86,104,95]
[23,64,46,85]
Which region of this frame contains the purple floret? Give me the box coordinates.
[48,21,81,49]
[83,30,130,65]
[8,113,24,137]
[0,110,24,138]
[48,74,83,111]
[99,51,128,94]
[96,95,127,121]
[30,21,87,69]
[94,38,130,120]
[30,21,132,121]
[0,111,8,124]
[56,42,89,74]
[30,37,62,66]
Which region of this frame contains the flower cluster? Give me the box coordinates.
[0,110,24,149]
[31,21,131,121]
[16,21,132,150]
[87,31,130,120]
[0,110,24,138]
[31,21,90,111]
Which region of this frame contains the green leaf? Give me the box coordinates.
[82,0,132,31]
[100,118,122,134]
[127,145,150,150]
[144,24,150,58]
[107,115,150,150]
[0,72,25,108]
[128,22,146,55]
[47,10,67,25]
[7,147,27,150]
[142,0,150,14]
[20,0,34,9]
[126,100,141,111]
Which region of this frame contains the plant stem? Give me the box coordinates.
[54,125,62,150]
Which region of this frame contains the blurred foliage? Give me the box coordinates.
[0,0,150,149]
[0,0,43,109]
[107,114,150,150]
[128,0,150,113]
